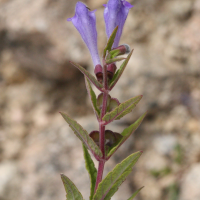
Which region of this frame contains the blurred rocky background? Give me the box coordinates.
[0,0,200,199]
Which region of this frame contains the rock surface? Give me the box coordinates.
[0,0,200,200]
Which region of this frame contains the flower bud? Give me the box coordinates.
[112,44,130,56]
[94,64,103,83]
[107,63,117,80]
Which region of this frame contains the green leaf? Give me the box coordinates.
[106,57,126,64]
[127,186,144,200]
[109,49,121,59]
[109,50,133,90]
[60,112,102,157]
[69,61,103,90]
[103,26,118,57]
[103,95,142,124]
[85,77,100,117]
[93,151,142,200]
[82,144,97,200]
[61,174,84,200]
[107,112,146,158]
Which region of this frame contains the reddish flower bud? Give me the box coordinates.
[112,44,130,56]
[107,63,117,80]
[94,64,103,83]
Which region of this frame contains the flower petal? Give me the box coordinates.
[68,2,101,67]
[104,0,133,48]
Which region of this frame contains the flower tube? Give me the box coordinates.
[68,2,101,67]
[104,0,133,48]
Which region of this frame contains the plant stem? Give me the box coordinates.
[99,119,106,158]
[94,160,105,191]
[94,59,109,192]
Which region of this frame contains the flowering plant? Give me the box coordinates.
[60,0,146,199]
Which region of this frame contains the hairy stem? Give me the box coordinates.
[94,59,109,192]
[94,160,105,192]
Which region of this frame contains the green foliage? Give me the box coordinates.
[106,57,126,64]
[103,95,143,124]
[61,174,84,200]
[108,49,121,59]
[69,61,103,90]
[82,144,97,200]
[127,186,144,200]
[103,26,118,58]
[109,50,133,90]
[85,77,100,117]
[60,112,102,157]
[107,112,146,158]
[93,151,142,200]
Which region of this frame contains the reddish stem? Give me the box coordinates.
[99,119,106,158]
[94,160,105,191]
[94,58,109,192]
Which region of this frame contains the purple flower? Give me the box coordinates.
[104,0,133,48]
[68,2,101,67]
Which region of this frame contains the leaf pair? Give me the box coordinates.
[60,110,146,159]
[71,50,133,91]
[87,112,146,159]
[61,150,143,200]
[85,76,143,124]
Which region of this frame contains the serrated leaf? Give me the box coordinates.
[103,95,142,124]
[109,50,133,90]
[82,144,97,200]
[70,61,103,90]
[60,112,102,157]
[61,174,84,200]
[85,77,100,118]
[103,26,118,57]
[93,151,142,200]
[127,186,144,200]
[107,112,146,158]
[106,57,126,64]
